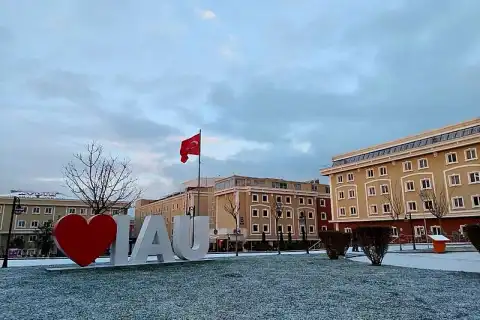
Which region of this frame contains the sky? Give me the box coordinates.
[0,0,479,200]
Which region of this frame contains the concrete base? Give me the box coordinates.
[45,258,214,272]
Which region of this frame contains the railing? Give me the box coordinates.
[390,233,470,245]
[309,240,323,251]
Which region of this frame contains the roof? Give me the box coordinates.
[0,190,76,200]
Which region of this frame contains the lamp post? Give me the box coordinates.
[2,196,24,268]
[185,206,195,247]
[405,212,416,250]
[274,200,283,255]
[299,212,309,254]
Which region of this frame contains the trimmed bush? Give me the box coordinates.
[356,226,391,266]
[319,231,351,259]
[464,224,480,253]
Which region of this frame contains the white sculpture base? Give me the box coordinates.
[45,258,213,272]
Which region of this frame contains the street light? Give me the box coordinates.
[185,206,195,247]
[299,212,309,254]
[2,196,24,268]
[274,200,283,255]
[405,212,417,250]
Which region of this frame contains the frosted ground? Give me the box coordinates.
[1,249,479,320]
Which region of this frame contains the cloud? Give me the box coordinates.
[0,0,479,200]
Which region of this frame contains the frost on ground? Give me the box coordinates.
[1,255,479,320]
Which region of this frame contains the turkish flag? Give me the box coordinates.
[180,133,201,163]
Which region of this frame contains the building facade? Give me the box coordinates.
[321,118,480,240]
[317,197,333,232]
[0,190,128,257]
[213,175,330,248]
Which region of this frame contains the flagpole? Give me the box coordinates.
[193,129,201,247]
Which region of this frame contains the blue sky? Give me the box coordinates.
[0,0,479,198]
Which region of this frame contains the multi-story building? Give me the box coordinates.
[0,190,129,257]
[214,175,330,249]
[321,118,480,239]
[317,196,333,232]
[134,178,219,239]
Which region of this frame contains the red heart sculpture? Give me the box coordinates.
[53,214,117,267]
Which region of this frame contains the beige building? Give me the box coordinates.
[0,190,128,256]
[213,175,330,248]
[321,118,480,238]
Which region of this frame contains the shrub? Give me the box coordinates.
[319,231,351,259]
[464,224,480,253]
[356,226,392,266]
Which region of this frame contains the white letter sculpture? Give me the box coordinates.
[110,215,131,266]
[129,215,175,264]
[172,216,209,261]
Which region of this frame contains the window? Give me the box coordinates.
[366,169,374,178]
[418,158,428,169]
[403,161,413,172]
[277,225,284,233]
[391,227,398,237]
[414,226,425,237]
[285,196,291,204]
[309,225,315,233]
[252,194,258,202]
[472,195,480,208]
[423,200,433,211]
[431,226,441,235]
[67,208,76,214]
[32,207,40,214]
[307,198,313,205]
[469,172,480,184]
[29,235,37,242]
[262,195,268,202]
[338,191,345,200]
[262,209,269,217]
[321,226,328,231]
[112,209,119,215]
[405,181,415,192]
[383,203,391,214]
[349,206,357,216]
[273,196,280,203]
[286,210,292,218]
[320,199,326,207]
[337,175,344,183]
[452,197,464,209]
[368,186,376,196]
[287,225,292,233]
[320,212,327,220]
[263,224,269,233]
[449,174,461,186]
[17,220,26,228]
[379,166,387,176]
[348,189,356,199]
[460,224,467,235]
[407,201,417,212]
[465,148,478,161]
[252,209,259,217]
[420,178,431,190]
[344,227,352,233]
[347,173,354,182]
[252,224,259,233]
[43,221,51,226]
[369,205,378,215]
[80,208,88,215]
[44,207,53,214]
[30,220,39,228]
[338,207,346,216]
[299,197,304,205]
[446,152,457,164]
[308,212,314,219]
[380,184,389,194]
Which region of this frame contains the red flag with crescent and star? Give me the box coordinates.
[180,133,201,163]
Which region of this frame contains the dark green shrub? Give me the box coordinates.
[356,226,391,266]
[319,231,351,259]
[464,224,480,253]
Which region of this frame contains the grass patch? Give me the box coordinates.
[0,255,479,319]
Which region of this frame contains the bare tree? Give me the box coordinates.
[383,181,404,250]
[63,141,142,215]
[419,186,449,233]
[224,193,240,256]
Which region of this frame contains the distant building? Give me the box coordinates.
[0,190,128,257]
[321,118,480,240]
